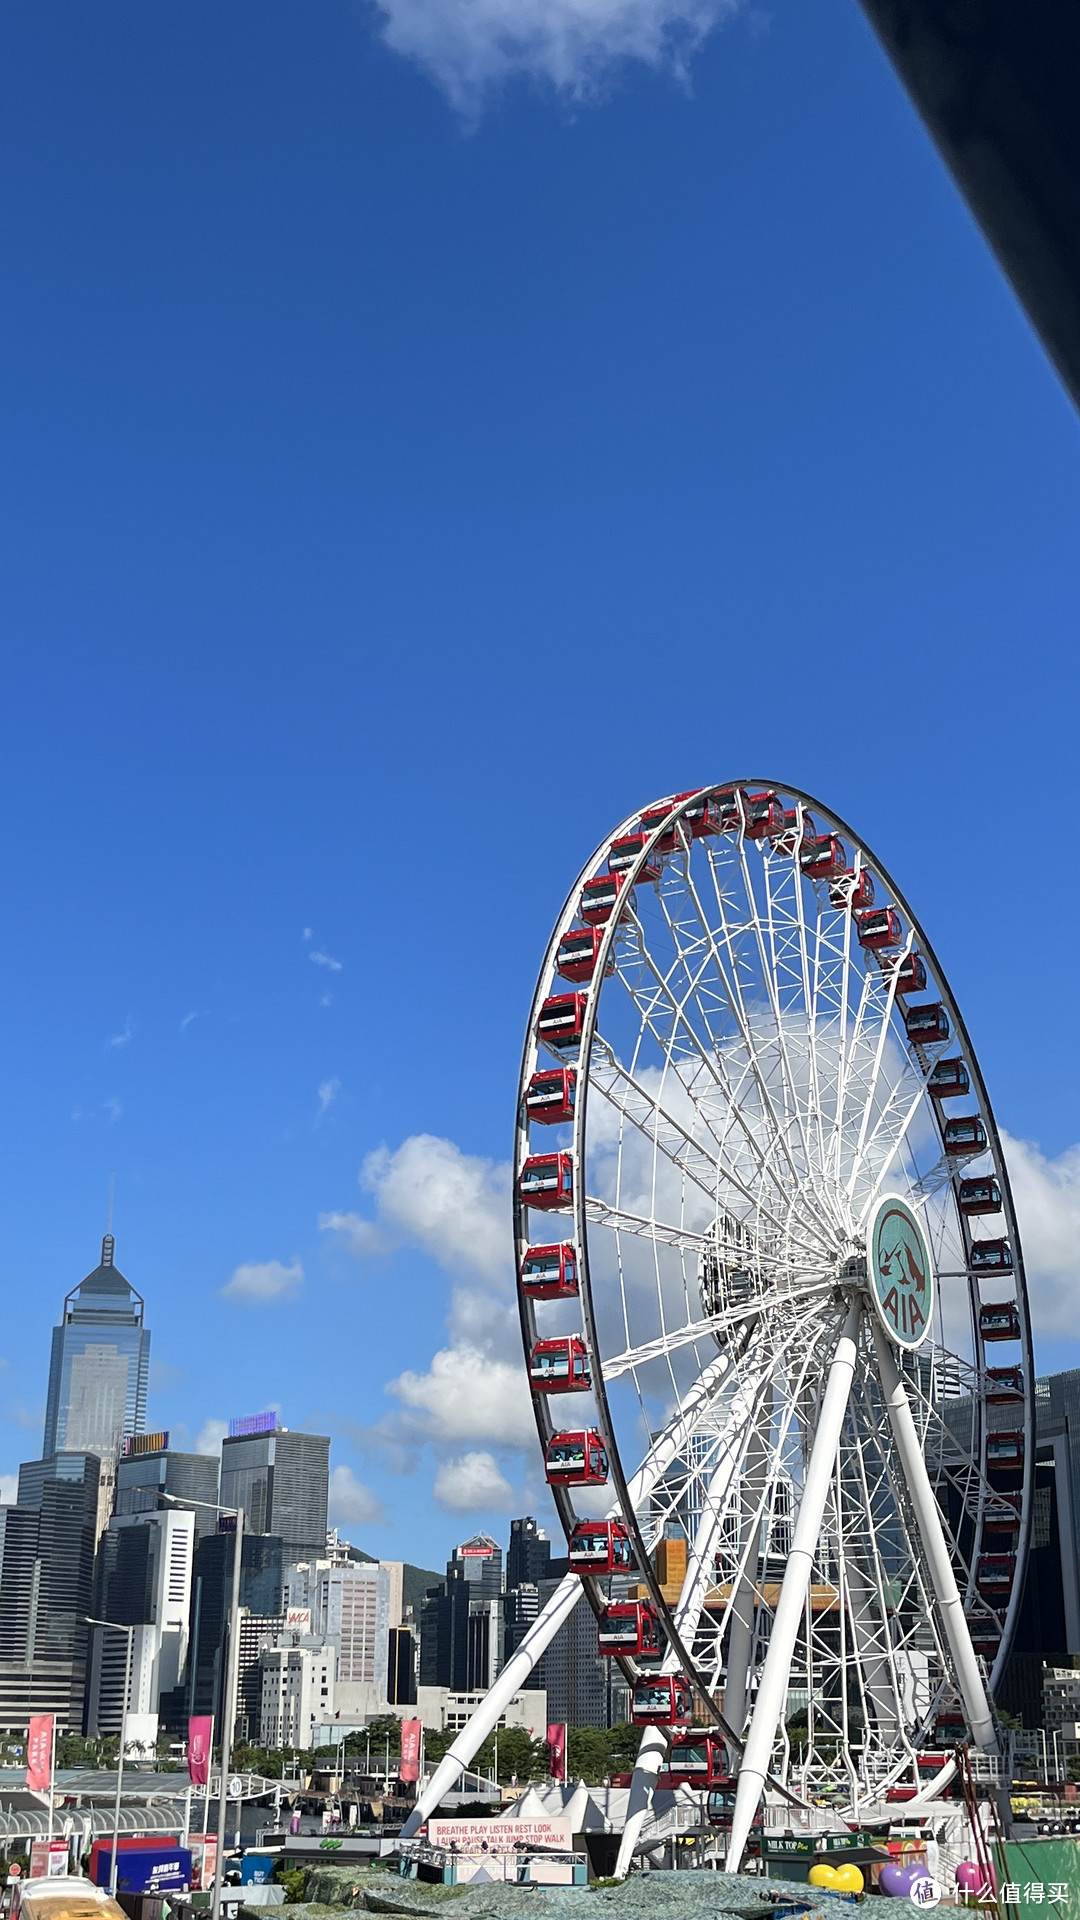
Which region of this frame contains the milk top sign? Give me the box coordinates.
[869,1195,935,1349]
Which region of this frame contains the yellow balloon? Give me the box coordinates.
[832,1863,865,1893]
[809,1864,841,1889]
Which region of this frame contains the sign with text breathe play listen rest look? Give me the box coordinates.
[869,1195,935,1349]
[428,1819,573,1853]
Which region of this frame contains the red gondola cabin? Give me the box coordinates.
[556,927,611,984]
[519,1242,578,1300]
[529,1337,591,1393]
[661,1734,731,1787]
[519,1153,574,1211]
[680,792,723,838]
[544,1429,609,1486]
[970,1239,1013,1272]
[929,1059,970,1100]
[639,801,681,854]
[597,1601,661,1657]
[980,1301,1021,1342]
[830,867,875,911]
[905,1003,950,1044]
[715,789,743,831]
[580,873,631,925]
[568,1519,633,1575]
[800,836,848,882]
[944,1116,988,1156]
[894,953,928,996]
[608,834,661,881]
[631,1675,693,1726]
[961,1177,1002,1215]
[985,1430,1024,1469]
[967,1623,1001,1657]
[537,994,587,1052]
[638,791,723,850]
[525,1068,576,1125]
[985,1366,1024,1402]
[976,1554,1016,1594]
[743,791,785,840]
[857,907,904,951]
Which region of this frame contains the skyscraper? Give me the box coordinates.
[43,1236,150,1461]
[115,1434,221,1538]
[0,1452,102,1728]
[219,1415,329,1564]
[507,1517,553,1591]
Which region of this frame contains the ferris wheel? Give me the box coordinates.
[402,781,1033,1870]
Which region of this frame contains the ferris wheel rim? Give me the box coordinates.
[513,779,1034,1775]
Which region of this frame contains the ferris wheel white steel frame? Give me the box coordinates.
[401,781,1033,1869]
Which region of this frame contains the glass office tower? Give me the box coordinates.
[42,1235,150,1459]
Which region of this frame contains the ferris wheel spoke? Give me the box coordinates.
[588,1044,835,1261]
[613,919,836,1252]
[691,851,834,1230]
[848,1063,941,1221]
[741,838,845,1237]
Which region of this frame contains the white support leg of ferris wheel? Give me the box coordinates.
[399,1569,584,1837]
[724,1394,772,1737]
[400,1349,739,1840]
[613,1360,772,1880]
[870,1319,997,1753]
[726,1299,863,1874]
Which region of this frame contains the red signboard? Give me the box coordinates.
[547,1722,567,1782]
[28,1842,68,1880]
[26,1715,54,1794]
[188,1716,213,1787]
[399,1718,422,1783]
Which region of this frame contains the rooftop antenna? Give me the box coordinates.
[105,1173,116,1247]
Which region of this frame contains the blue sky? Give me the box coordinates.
[1,0,1079,1570]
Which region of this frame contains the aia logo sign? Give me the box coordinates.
[870,1195,934,1349]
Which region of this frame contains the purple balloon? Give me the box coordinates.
[878,1864,911,1896]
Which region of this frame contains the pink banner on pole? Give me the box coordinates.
[188,1716,213,1786]
[399,1718,422,1783]
[26,1715,54,1794]
[546,1723,567,1782]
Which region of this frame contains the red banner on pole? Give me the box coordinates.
[399,1718,422,1783]
[546,1723,567,1782]
[188,1716,213,1787]
[26,1715,54,1794]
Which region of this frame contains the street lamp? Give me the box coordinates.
[159,1493,245,1920]
[84,1617,135,1896]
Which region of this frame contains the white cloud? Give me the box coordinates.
[180,1010,199,1033]
[302,927,313,941]
[195,1418,228,1457]
[103,1097,122,1123]
[389,1344,535,1447]
[317,1078,342,1120]
[372,0,740,111]
[310,950,343,971]
[107,1016,135,1049]
[222,1258,304,1304]
[329,1463,386,1526]
[0,1472,16,1504]
[434,1450,517,1512]
[324,1134,527,1460]
[1002,1131,1080,1339]
[327,1134,511,1285]
[319,1210,388,1257]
